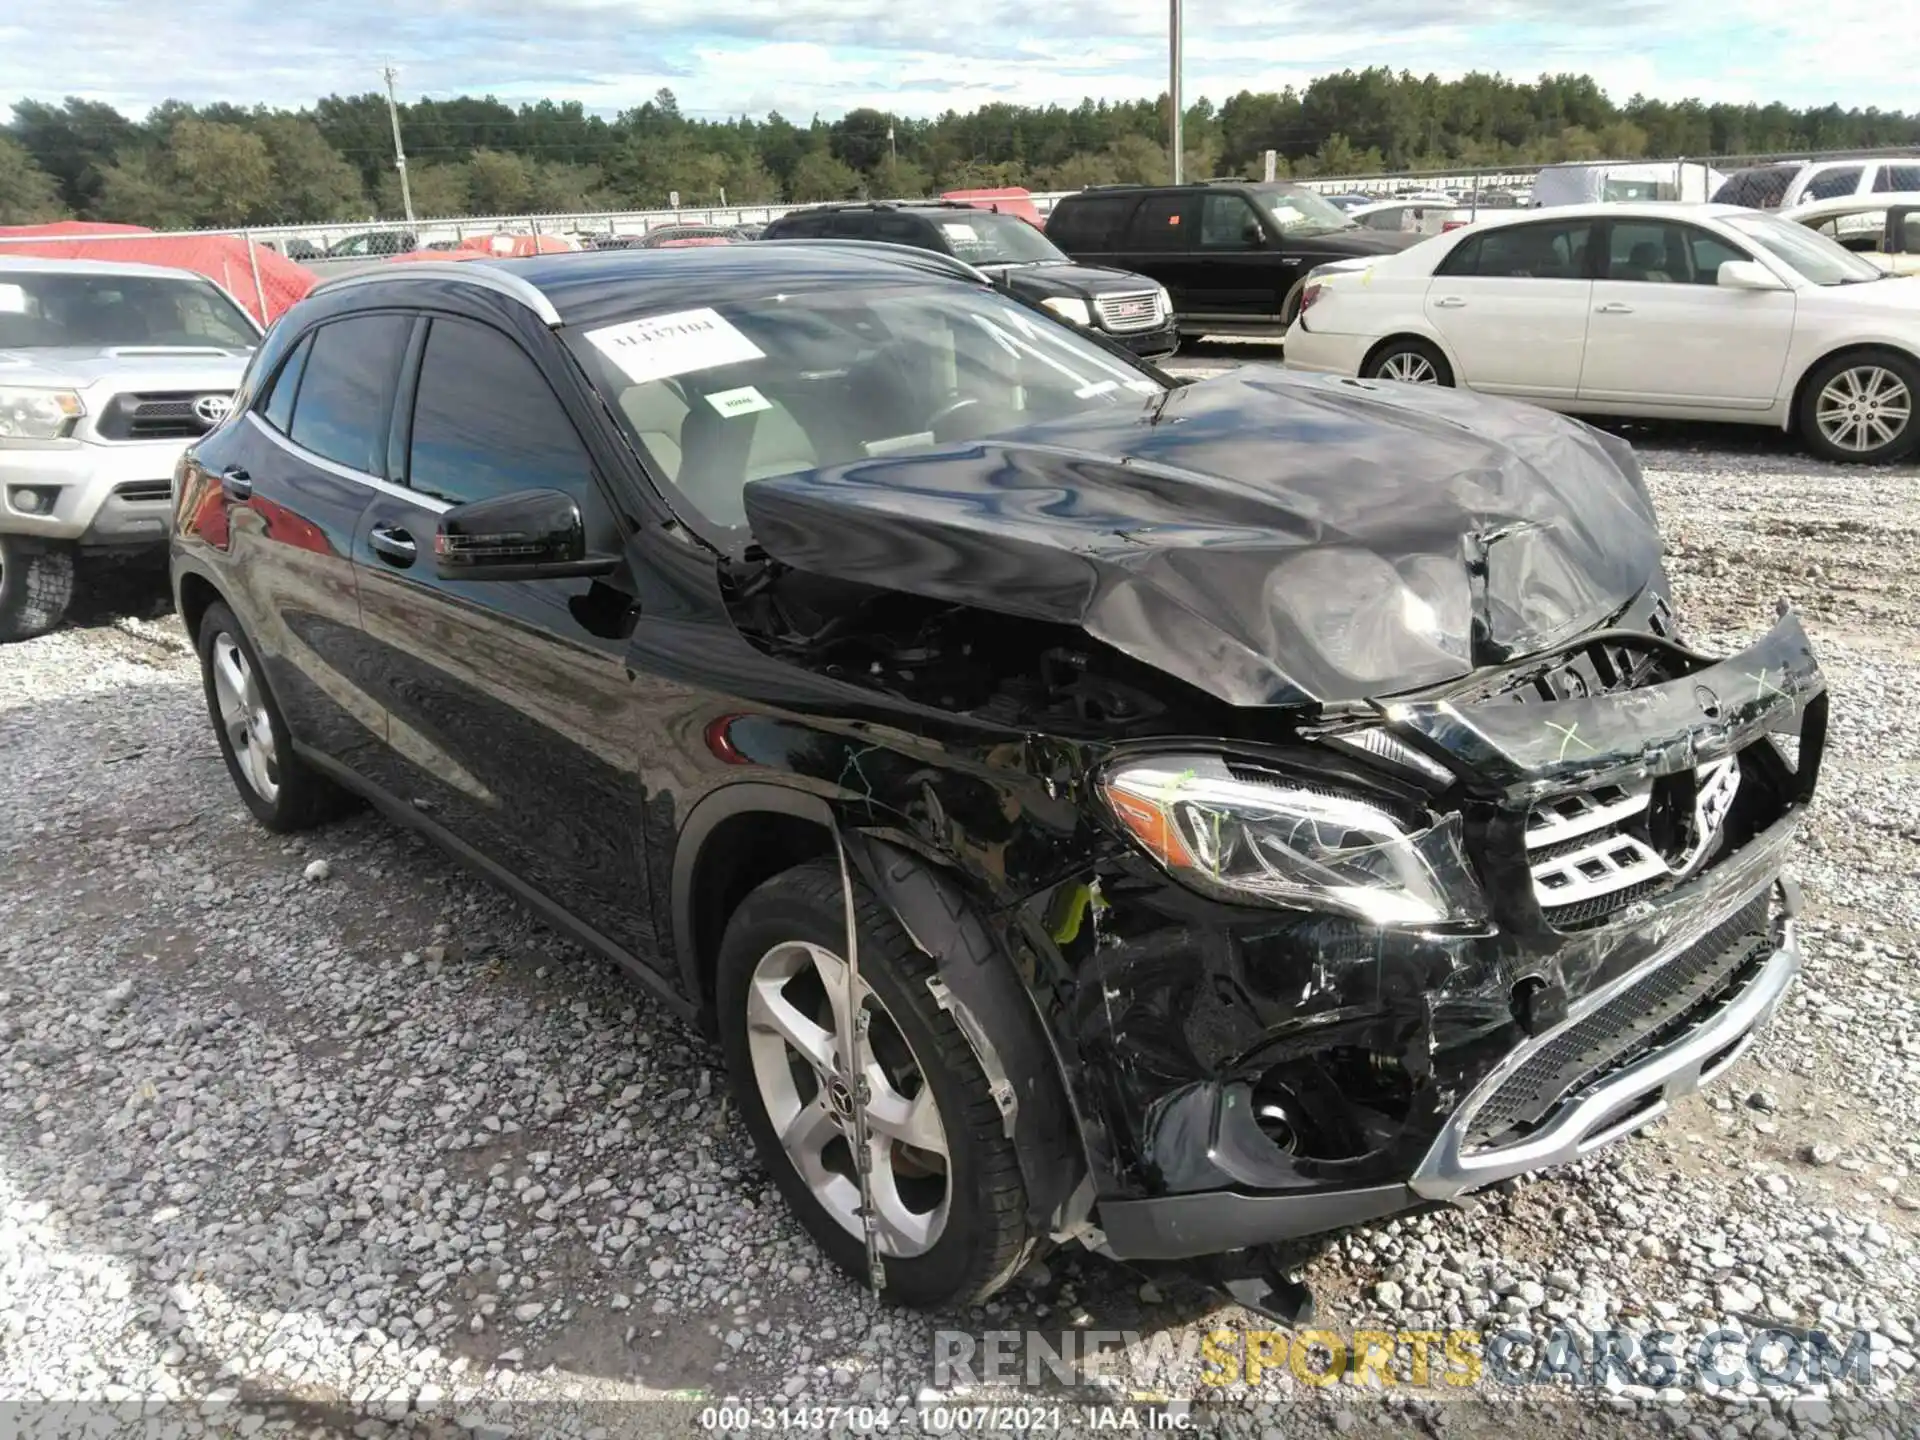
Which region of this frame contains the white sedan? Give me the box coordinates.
[1284,201,1920,463]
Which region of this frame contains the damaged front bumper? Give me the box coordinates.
[1412,878,1799,1201]
[1079,611,1825,1261]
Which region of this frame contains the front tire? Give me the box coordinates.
[1797,349,1919,464]
[717,859,1032,1309]
[0,536,74,642]
[195,600,355,831]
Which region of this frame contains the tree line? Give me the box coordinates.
[3,68,1919,229]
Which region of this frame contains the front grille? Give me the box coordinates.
[1526,757,1741,929]
[1093,291,1164,333]
[112,479,173,503]
[94,391,230,442]
[1466,894,1772,1146]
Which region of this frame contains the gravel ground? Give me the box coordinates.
[2,361,1918,1439]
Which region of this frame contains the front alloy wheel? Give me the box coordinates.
[1799,351,1920,464]
[745,940,951,1257]
[716,859,1034,1309]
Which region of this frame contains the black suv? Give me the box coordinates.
[761,201,1177,359]
[171,244,1823,1313]
[1045,180,1426,337]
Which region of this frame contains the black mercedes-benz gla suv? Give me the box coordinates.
[170,242,1825,1311]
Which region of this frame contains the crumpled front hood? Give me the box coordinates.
[743,368,1662,707]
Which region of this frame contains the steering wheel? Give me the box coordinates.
[926,396,981,441]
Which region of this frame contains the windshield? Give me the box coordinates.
[1724,214,1886,285]
[1257,187,1358,237]
[932,211,1065,265]
[568,282,1168,534]
[0,272,258,349]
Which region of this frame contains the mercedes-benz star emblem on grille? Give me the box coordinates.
[192,394,232,426]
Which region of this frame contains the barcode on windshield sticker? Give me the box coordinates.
[705,385,773,417]
[585,308,764,384]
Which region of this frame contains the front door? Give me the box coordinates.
[1423,217,1596,398]
[1190,190,1287,325]
[348,311,660,958]
[1577,218,1795,409]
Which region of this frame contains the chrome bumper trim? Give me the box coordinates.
[1411,887,1798,1199]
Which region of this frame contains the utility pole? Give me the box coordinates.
[1168,0,1184,184]
[888,117,898,194]
[382,64,416,224]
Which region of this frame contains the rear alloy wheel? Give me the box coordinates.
[717,859,1033,1309]
[0,535,75,643]
[195,601,356,831]
[1799,352,1918,464]
[1363,338,1454,387]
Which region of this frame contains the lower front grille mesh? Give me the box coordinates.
[1466,894,1772,1147]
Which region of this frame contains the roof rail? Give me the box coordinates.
[754,238,992,286]
[308,261,563,327]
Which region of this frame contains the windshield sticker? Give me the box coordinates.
[1268,204,1304,225]
[585,308,764,384]
[940,222,981,240]
[704,385,773,418]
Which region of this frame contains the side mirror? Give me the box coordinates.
[435,487,619,582]
[1717,260,1787,291]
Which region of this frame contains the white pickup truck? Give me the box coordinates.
[0,257,259,640]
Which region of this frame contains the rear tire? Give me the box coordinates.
[1796,349,1920,465]
[716,858,1032,1310]
[195,600,356,831]
[1362,337,1455,387]
[0,536,74,643]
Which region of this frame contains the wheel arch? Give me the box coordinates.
[672,782,840,1019]
[1785,341,1920,436]
[673,785,1093,1245]
[174,566,225,643]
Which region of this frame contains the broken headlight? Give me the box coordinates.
[1101,754,1486,926]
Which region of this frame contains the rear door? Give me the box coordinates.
[1119,192,1202,316]
[348,311,660,957]
[1578,218,1794,409]
[1423,218,1595,397]
[199,313,412,778]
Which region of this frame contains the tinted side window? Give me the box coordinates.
[1199,193,1263,249]
[1874,165,1920,193]
[287,314,412,474]
[1127,194,1195,251]
[770,214,829,239]
[1803,166,1864,202]
[1047,195,1134,250]
[1714,166,1797,208]
[407,316,593,508]
[1437,221,1591,278]
[260,332,312,434]
[828,213,876,240]
[873,213,936,249]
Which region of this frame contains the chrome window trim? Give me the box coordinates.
[244,410,451,513]
[309,263,564,328]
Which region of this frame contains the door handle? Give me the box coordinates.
[368,525,418,567]
[220,466,252,501]
[1595,302,1635,314]
[1432,296,1467,309]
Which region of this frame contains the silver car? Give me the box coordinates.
[0,257,259,640]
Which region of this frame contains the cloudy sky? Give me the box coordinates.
[1,0,1913,120]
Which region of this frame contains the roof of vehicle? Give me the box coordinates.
[1061,179,1314,196]
[769,200,1001,216]
[308,241,991,329]
[1463,201,1779,229]
[0,254,216,282]
[1782,191,1920,221]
